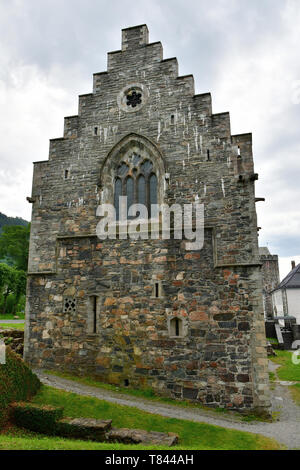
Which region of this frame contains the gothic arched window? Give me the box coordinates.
[114,154,158,219]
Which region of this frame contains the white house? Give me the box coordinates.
[272,261,300,325]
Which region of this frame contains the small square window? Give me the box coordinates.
[63,297,76,313]
[168,316,186,338]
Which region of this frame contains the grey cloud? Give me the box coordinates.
[260,235,300,258]
[0,0,299,260]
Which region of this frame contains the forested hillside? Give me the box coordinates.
[0,213,30,316]
[0,213,28,233]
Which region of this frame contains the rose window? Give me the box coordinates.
[126,91,142,108]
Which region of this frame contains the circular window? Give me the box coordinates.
[117,83,149,113]
[126,90,142,108]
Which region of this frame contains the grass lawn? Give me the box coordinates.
[0,385,280,450]
[270,350,300,381]
[0,313,25,320]
[0,323,24,330]
[0,433,172,450]
[43,369,267,422]
[44,368,222,411]
[269,350,300,408]
[267,337,279,346]
[44,368,169,401]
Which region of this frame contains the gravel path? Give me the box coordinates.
[34,368,300,449]
[0,320,25,324]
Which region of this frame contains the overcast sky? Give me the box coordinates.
[0,0,299,279]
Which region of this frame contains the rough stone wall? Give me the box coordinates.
[259,247,280,319]
[24,24,270,412]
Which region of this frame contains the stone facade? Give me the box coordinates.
[24,25,270,413]
[259,247,280,319]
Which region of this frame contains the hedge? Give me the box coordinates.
[10,402,64,435]
[0,346,41,428]
[9,403,111,441]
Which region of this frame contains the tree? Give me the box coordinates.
[0,264,11,292]
[0,263,15,315]
[0,224,30,271]
[0,263,27,315]
[13,269,27,314]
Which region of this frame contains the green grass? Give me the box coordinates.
[269,372,276,382]
[44,368,172,400]
[267,337,279,345]
[44,369,227,411]
[0,323,24,330]
[0,313,25,320]
[0,431,171,450]
[269,350,300,407]
[0,385,281,450]
[0,425,170,450]
[270,350,300,381]
[43,369,268,422]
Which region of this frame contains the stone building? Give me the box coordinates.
[24,25,270,413]
[272,261,300,324]
[259,247,280,319]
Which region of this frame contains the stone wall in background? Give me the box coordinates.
[0,329,24,356]
[259,247,280,319]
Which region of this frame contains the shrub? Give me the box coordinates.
[0,346,41,428]
[10,402,64,435]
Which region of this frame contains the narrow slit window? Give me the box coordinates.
[155,282,159,298]
[171,115,175,124]
[88,296,98,334]
[207,149,210,161]
[64,170,69,179]
[94,126,98,136]
[93,296,97,333]
[175,318,180,336]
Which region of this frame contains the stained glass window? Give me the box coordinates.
[114,155,158,219]
[126,91,142,108]
[126,176,134,218]
[138,175,146,207]
[149,173,158,217]
[114,178,122,220]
